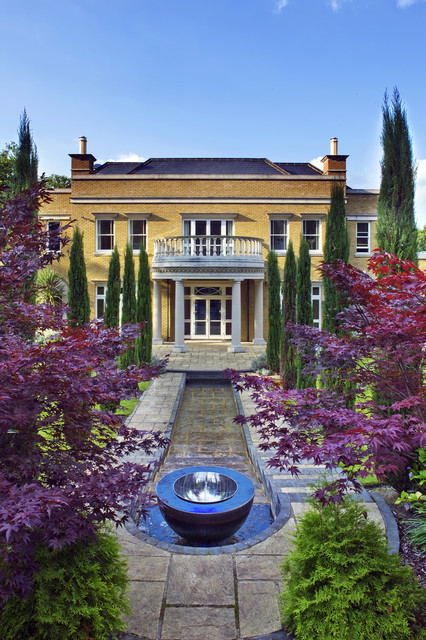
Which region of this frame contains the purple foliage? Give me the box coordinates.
[227,252,425,504]
[0,183,166,602]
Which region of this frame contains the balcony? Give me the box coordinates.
[152,236,265,277]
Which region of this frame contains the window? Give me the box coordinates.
[311,284,322,328]
[96,285,106,318]
[270,219,288,252]
[130,219,147,251]
[96,219,114,252]
[302,219,321,251]
[182,219,234,256]
[47,221,61,252]
[356,221,370,253]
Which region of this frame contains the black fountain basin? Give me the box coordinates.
[156,466,255,543]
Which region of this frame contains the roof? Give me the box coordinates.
[94,158,323,177]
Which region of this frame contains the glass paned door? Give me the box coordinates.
[193,298,222,338]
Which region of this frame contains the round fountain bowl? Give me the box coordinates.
[156,466,255,544]
[173,471,238,503]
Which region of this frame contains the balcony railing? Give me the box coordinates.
[153,235,264,259]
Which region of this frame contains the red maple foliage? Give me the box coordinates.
[228,252,425,504]
[0,183,166,602]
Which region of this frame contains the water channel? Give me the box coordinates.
[137,378,273,546]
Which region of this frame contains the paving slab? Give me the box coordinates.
[243,521,295,556]
[127,555,170,581]
[125,581,165,638]
[161,606,237,640]
[238,580,281,639]
[235,555,282,582]
[166,555,235,606]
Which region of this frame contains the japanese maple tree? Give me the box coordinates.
[228,252,425,503]
[0,183,166,603]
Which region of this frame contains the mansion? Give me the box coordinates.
[40,137,380,352]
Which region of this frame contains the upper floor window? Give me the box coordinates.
[356,221,370,253]
[130,219,147,251]
[270,219,288,252]
[182,219,234,256]
[47,221,61,252]
[302,219,321,252]
[96,219,114,252]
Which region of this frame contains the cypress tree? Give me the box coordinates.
[121,244,137,366]
[323,183,350,333]
[13,109,38,195]
[296,236,314,388]
[377,88,418,263]
[104,246,121,328]
[121,244,136,324]
[266,251,282,373]
[135,246,152,365]
[280,240,297,387]
[67,227,90,326]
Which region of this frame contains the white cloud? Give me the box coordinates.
[274,0,289,10]
[310,156,324,170]
[415,159,426,227]
[108,153,147,163]
[397,0,426,7]
[330,0,351,10]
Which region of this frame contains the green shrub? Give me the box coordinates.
[280,497,425,640]
[251,353,268,373]
[0,526,130,640]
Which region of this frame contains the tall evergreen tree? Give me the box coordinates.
[280,240,297,387]
[377,88,418,262]
[121,244,136,324]
[13,109,38,195]
[266,251,282,373]
[296,236,314,388]
[323,183,350,333]
[135,246,152,365]
[68,227,90,326]
[104,246,121,328]
[121,244,137,366]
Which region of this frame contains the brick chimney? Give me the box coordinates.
[69,136,96,176]
[321,137,348,178]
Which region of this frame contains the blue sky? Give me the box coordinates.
[1,0,426,225]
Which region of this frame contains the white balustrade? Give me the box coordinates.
[153,236,264,260]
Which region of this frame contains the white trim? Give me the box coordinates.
[346,215,377,221]
[70,197,333,205]
[179,212,238,219]
[72,175,341,182]
[39,215,71,221]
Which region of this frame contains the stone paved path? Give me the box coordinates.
[117,343,392,640]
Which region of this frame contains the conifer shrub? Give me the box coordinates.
[0,527,130,640]
[280,496,425,640]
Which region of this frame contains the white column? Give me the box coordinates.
[152,279,163,345]
[173,279,187,352]
[253,279,266,345]
[228,278,244,353]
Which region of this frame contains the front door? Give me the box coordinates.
[184,285,232,340]
[193,298,222,338]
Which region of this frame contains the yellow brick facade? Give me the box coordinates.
[39,142,383,348]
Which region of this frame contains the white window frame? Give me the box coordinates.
[95,284,106,318]
[302,218,321,253]
[96,218,115,253]
[129,219,147,252]
[270,219,288,253]
[311,283,322,328]
[356,221,370,255]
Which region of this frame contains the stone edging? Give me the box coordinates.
[369,491,400,554]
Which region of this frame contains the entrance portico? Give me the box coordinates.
[151,235,266,353]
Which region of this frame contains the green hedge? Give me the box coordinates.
[0,526,130,640]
